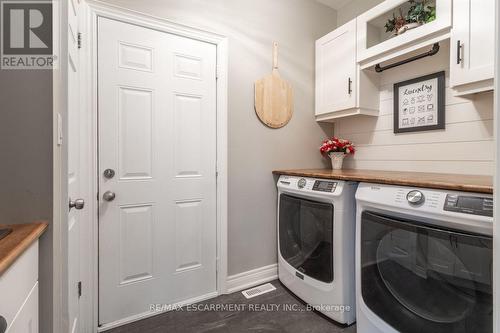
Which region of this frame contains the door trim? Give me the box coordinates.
[494,2,499,333]
[83,1,229,331]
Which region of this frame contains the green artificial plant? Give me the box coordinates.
[385,0,436,34]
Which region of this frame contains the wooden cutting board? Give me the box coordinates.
[255,42,293,128]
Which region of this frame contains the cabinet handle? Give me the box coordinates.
[348,77,352,95]
[456,40,462,65]
[0,315,7,333]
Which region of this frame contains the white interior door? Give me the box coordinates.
[98,17,218,326]
[67,0,82,332]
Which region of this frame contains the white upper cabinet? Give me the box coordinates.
[316,20,357,116]
[315,0,495,121]
[316,19,379,121]
[449,0,495,96]
[356,0,452,66]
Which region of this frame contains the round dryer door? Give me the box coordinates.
[278,194,334,283]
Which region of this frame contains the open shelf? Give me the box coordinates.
[357,0,451,65]
[366,1,437,49]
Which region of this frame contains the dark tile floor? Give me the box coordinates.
[107,281,357,333]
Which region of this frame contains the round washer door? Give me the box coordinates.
[360,211,493,333]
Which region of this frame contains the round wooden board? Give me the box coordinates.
[254,71,293,128]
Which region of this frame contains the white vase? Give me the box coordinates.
[397,22,422,35]
[329,152,345,170]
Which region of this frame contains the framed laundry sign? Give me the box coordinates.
[394,71,445,133]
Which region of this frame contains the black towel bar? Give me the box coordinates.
[374,43,440,73]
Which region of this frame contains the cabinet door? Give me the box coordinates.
[450,0,495,87]
[316,19,357,116]
[7,283,38,333]
[0,242,38,330]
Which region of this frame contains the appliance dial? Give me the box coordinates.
[407,190,425,205]
[297,178,307,189]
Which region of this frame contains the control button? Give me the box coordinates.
[407,190,425,205]
[297,178,307,189]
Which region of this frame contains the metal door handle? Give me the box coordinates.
[456,40,463,65]
[348,77,352,95]
[69,198,85,211]
[103,191,116,202]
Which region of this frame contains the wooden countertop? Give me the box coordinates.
[272,169,493,194]
[0,222,48,276]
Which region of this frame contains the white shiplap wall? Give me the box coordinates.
[336,42,494,175]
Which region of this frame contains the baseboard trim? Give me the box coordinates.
[97,291,218,332]
[226,263,278,294]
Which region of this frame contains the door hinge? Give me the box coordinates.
[77,32,82,49]
[78,281,82,298]
[216,65,220,80]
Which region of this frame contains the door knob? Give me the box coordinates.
[69,198,85,211]
[103,191,116,202]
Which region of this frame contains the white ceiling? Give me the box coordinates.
[315,0,352,10]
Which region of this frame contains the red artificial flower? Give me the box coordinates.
[319,136,355,157]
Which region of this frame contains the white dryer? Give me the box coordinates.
[277,175,357,325]
[355,183,493,333]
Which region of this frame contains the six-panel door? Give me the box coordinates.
[98,17,217,326]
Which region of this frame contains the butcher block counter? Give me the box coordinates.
[272,169,493,194]
[0,222,47,276]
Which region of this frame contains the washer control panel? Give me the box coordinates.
[407,190,425,205]
[444,195,493,217]
[312,180,337,193]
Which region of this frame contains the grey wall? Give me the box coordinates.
[336,0,383,26]
[0,60,53,331]
[98,0,337,275]
[0,3,53,333]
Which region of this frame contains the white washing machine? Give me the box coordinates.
[277,175,357,325]
[355,183,493,333]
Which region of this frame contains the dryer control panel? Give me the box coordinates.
[277,176,351,198]
[444,195,493,217]
[312,180,337,192]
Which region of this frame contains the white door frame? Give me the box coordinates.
[53,1,91,332]
[494,1,499,332]
[83,1,229,331]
